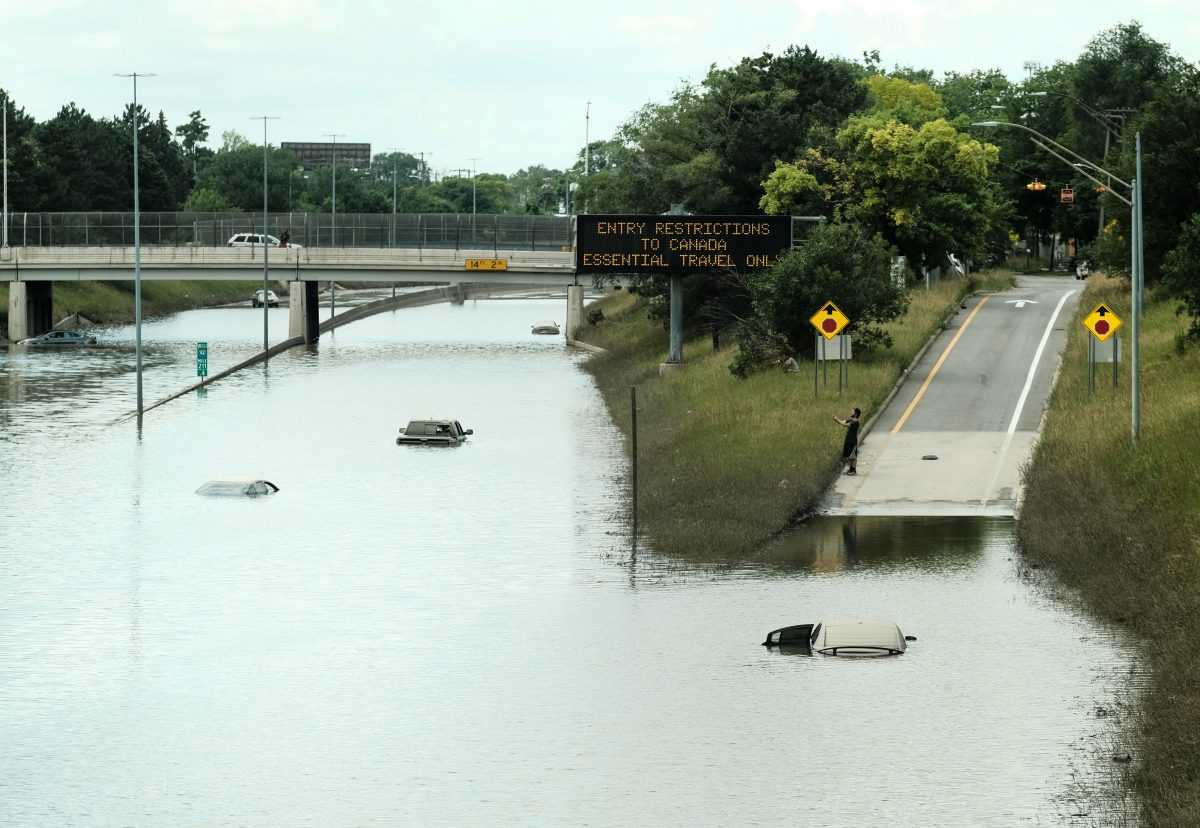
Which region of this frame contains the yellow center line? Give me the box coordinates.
[890,295,991,435]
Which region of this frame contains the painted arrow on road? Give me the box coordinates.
[1005,300,1040,308]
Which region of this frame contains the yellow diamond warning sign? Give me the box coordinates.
[809,301,849,341]
[1082,303,1122,342]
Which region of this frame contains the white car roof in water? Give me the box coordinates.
[811,617,907,655]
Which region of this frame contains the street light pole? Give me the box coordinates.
[468,157,480,248]
[1029,91,1130,238]
[384,146,405,248]
[584,101,591,214]
[973,120,1142,443]
[468,157,480,216]
[2,91,8,250]
[253,116,280,353]
[2,90,9,250]
[115,72,155,420]
[325,132,344,321]
[385,147,405,298]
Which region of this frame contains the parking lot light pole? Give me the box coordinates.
[973,119,1143,443]
[253,116,280,352]
[115,72,155,420]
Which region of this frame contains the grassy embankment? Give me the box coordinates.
[1017,274,1200,824]
[577,270,1014,559]
[0,280,266,336]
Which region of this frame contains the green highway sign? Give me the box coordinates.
[197,341,208,377]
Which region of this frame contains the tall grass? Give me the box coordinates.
[1017,274,1200,824]
[579,273,1009,558]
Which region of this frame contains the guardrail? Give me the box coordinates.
[0,211,574,252]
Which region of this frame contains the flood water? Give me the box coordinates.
[1,296,1133,826]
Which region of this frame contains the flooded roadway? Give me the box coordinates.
[0,296,1133,826]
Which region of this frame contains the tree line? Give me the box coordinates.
[4,20,1199,356]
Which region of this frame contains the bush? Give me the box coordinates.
[1161,212,1200,339]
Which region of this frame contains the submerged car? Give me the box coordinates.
[17,330,97,346]
[762,616,911,657]
[195,478,280,497]
[252,289,280,308]
[396,419,473,446]
[531,320,561,335]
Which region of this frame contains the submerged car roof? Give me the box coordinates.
[811,617,907,654]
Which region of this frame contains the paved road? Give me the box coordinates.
[822,275,1084,517]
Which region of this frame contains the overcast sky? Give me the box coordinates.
[3,1,1198,177]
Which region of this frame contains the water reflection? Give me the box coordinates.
[758,515,1001,574]
[0,300,1134,827]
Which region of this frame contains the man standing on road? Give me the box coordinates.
[834,407,861,475]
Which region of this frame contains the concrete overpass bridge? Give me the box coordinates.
[1,245,587,343]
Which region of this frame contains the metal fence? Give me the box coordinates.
[0,212,574,252]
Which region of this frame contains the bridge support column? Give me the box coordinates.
[289,281,320,343]
[7,281,54,342]
[565,285,585,340]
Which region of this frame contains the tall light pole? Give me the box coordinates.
[385,147,404,298]
[325,132,344,320]
[584,101,591,214]
[468,157,480,215]
[115,72,155,419]
[973,120,1143,442]
[468,157,481,248]
[2,90,9,250]
[253,116,280,353]
[385,146,405,247]
[1028,90,1131,238]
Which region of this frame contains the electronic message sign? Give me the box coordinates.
[575,215,792,274]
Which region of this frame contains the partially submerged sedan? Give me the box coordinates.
[17,330,97,346]
[196,478,280,496]
[762,616,911,657]
[396,419,473,446]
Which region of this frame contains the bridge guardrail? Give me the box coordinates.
[0,211,574,252]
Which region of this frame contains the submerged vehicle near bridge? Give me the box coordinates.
[396,419,473,446]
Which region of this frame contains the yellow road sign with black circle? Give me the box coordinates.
[809,301,849,340]
[1083,302,1122,342]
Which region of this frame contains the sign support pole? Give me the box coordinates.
[1112,336,1118,389]
[1088,336,1095,396]
[813,333,818,398]
[667,275,684,364]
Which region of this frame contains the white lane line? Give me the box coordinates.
[980,289,1077,506]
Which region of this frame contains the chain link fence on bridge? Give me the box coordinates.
[0,212,574,252]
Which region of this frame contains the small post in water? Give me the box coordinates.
[631,385,639,538]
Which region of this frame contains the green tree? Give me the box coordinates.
[610,46,869,213]
[0,91,41,215]
[174,110,209,180]
[197,143,300,212]
[181,187,233,212]
[764,105,999,270]
[31,103,127,210]
[733,221,907,376]
[296,164,389,213]
[1160,213,1200,337]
